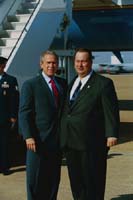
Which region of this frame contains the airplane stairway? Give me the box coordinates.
[0,0,40,58]
[0,0,71,88]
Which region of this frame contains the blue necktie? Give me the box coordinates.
[70,81,82,104]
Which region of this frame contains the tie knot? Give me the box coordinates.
[49,78,54,83]
[77,81,82,88]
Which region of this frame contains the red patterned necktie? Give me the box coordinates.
[50,78,59,107]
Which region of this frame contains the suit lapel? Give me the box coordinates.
[54,77,63,96]
[67,77,77,106]
[54,76,67,108]
[37,72,65,107]
[37,72,55,105]
[78,71,97,97]
[0,73,7,82]
[69,72,97,108]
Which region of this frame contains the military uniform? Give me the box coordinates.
[0,72,19,172]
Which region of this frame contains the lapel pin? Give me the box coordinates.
[87,85,90,88]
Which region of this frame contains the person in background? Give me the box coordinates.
[60,48,120,200]
[19,50,67,200]
[0,56,19,175]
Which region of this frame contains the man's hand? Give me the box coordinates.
[107,137,118,147]
[10,118,17,123]
[26,138,36,152]
[10,118,17,131]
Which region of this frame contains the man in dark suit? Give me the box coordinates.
[19,50,67,200]
[60,48,120,200]
[0,56,19,175]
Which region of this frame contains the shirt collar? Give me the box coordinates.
[42,71,52,84]
[0,73,4,80]
[81,69,93,81]
[76,70,93,89]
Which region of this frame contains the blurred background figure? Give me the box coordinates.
[0,56,19,175]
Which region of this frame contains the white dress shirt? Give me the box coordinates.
[70,70,93,100]
[0,75,2,80]
[42,71,53,91]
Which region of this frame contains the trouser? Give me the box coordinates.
[26,149,61,200]
[65,149,107,200]
[0,124,10,171]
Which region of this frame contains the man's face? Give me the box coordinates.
[0,64,5,75]
[40,54,58,77]
[74,52,92,78]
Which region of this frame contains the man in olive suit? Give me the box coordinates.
[19,51,66,200]
[0,56,19,175]
[60,48,120,200]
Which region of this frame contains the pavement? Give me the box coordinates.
[0,126,133,200]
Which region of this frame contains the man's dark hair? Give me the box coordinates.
[0,56,8,65]
[74,48,94,61]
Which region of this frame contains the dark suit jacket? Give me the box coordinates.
[60,71,120,151]
[19,71,66,151]
[0,72,19,125]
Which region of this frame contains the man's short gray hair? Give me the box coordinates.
[40,50,58,63]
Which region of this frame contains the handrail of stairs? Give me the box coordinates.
[1,0,24,28]
[4,0,41,60]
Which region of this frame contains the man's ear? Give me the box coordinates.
[0,64,6,69]
[40,61,43,68]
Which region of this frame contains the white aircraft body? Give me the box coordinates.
[92,63,133,74]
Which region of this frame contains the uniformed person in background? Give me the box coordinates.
[0,56,19,175]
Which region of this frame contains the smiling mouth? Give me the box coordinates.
[77,68,84,71]
[48,69,54,71]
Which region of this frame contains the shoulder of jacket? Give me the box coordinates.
[23,76,38,87]
[55,76,66,81]
[55,76,67,85]
[5,73,17,80]
[95,72,113,83]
